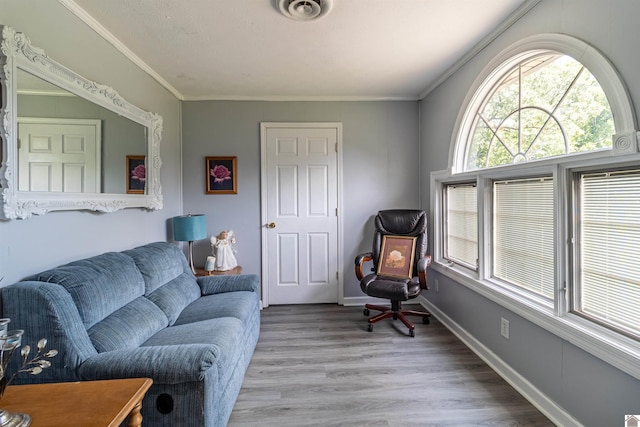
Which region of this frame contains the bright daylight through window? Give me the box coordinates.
[465,54,613,170]
[433,34,640,377]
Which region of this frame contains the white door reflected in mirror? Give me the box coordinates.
[18,119,101,193]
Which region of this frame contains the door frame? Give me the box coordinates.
[260,122,344,308]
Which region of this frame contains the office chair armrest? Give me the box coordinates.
[418,255,432,289]
[355,252,373,280]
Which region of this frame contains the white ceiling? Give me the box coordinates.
[63,0,537,101]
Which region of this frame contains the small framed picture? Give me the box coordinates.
[376,235,417,279]
[126,155,146,194]
[206,156,237,194]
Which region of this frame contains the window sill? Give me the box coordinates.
[431,261,640,381]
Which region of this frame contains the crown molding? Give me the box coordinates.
[183,94,420,102]
[57,0,184,101]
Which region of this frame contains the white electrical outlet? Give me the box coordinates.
[501,317,510,339]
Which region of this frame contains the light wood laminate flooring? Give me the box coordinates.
[228,304,554,427]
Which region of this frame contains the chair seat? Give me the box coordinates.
[360,273,421,301]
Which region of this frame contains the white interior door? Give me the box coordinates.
[18,118,101,193]
[261,123,342,306]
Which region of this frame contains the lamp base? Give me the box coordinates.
[188,241,196,275]
[0,409,30,427]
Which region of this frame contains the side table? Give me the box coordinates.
[1,378,152,427]
[195,266,242,277]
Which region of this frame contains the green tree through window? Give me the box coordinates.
[465,54,614,171]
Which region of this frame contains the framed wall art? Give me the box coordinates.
[376,235,417,279]
[126,155,146,194]
[206,156,237,194]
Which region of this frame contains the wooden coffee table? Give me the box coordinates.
[1,378,153,427]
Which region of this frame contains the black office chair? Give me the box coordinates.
[355,209,431,337]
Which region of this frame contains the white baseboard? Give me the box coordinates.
[417,295,582,427]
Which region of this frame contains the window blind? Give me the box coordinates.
[493,177,554,299]
[445,183,478,268]
[578,170,640,337]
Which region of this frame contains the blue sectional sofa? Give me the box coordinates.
[1,241,260,427]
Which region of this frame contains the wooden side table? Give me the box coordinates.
[1,378,152,427]
[195,266,242,277]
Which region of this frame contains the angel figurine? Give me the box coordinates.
[210,230,238,271]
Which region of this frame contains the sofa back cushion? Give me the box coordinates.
[88,296,168,352]
[28,252,146,329]
[124,242,201,325]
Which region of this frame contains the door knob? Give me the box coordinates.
[267,222,276,229]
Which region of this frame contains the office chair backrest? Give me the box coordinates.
[372,209,428,277]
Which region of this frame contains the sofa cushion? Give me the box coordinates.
[146,273,202,325]
[27,252,145,328]
[142,317,245,385]
[124,242,201,324]
[174,291,259,327]
[88,297,169,353]
[124,242,194,294]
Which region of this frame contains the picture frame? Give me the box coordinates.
[376,235,417,279]
[206,156,237,194]
[126,155,146,194]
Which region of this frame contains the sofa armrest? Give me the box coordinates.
[1,281,98,383]
[197,274,260,296]
[78,344,219,384]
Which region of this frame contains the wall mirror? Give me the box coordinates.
[0,26,163,219]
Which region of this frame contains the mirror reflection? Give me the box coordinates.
[17,69,148,194]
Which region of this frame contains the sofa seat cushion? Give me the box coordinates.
[173,291,259,327]
[88,296,169,353]
[141,317,245,385]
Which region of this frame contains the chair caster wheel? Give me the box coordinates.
[422,317,430,324]
[363,308,370,316]
[367,324,373,332]
[409,329,415,337]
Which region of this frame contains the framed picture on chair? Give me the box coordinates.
[377,235,417,279]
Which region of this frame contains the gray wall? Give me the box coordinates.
[420,0,640,425]
[181,101,420,298]
[0,1,183,284]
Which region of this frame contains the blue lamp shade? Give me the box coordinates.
[173,214,207,242]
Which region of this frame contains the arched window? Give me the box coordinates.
[452,34,636,173]
[465,53,613,170]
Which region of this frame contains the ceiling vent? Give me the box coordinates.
[277,0,333,21]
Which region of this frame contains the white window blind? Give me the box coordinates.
[578,170,640,337]
[493,177,554,299]
[445,184,478,269]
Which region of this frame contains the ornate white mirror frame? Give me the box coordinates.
[0,26,163,219]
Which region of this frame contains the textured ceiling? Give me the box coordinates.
[66,0,535,101]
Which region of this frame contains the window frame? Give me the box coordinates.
[432,33,640,381]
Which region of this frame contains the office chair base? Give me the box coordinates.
[363,302,430,337]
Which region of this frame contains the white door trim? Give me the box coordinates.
[260,122,344,308]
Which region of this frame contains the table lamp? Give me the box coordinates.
[173,214,207,275]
